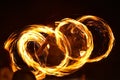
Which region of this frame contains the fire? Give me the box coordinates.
[4,15,115,80]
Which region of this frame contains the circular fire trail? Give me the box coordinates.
[4,15,115,80]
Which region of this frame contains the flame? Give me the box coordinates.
[4,15,115,80]
[77,15,115,62]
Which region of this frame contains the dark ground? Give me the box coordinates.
[0,0,120,80]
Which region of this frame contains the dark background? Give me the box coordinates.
[0,0,120,80]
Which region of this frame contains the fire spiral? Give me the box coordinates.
[4,15,115,80]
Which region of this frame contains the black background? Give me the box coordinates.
[0,0,120,80]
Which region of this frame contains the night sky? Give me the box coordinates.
[0,0,120,80]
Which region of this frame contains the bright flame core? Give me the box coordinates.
[4,15,115,80]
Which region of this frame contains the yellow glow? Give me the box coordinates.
[4,15,115,80]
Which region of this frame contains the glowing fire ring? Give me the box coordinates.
[4,15,115,80]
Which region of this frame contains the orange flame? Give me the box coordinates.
[4,15,115,80]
